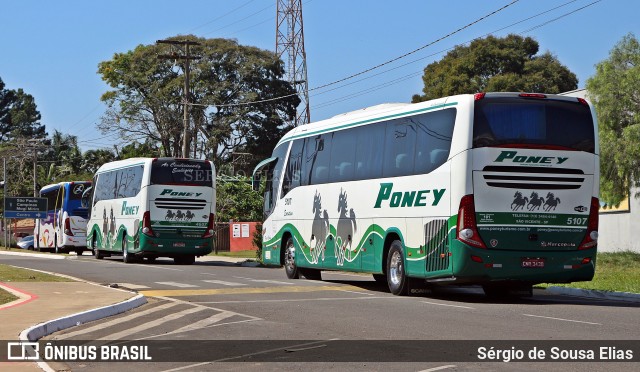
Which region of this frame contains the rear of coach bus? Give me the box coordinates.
[453,92,599,290]
[141,158,216,262]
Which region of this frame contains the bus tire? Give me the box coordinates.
[76,249,83,256]
[386,240,408,295]
[93,236,104,259]
[122,235,134,263]
[284,237,300,279]
[300,268,322,280]
[146,256,156,263]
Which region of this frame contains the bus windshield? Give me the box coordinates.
[150,158,213,186]
[473,97,595,152]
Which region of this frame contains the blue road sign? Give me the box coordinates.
[4,197,48,219]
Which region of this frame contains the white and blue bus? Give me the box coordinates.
[35,181,92,255]
[253,92,599,296]
[84,158,216,264]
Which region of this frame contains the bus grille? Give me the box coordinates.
[154,198,207,210]
[481,166,585,190]
[424,219,448,273]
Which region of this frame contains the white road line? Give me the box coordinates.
[54,302,179,340]
[421,301,475,309]
[248,279,295,285]
[72,258,184,271]
[114,283,150,290]
[98,306,204,340]
[522,313,601,325]
[156,310,238,335]
[201,279,246,286]
[341,289,375,296]
[417,365,457,372]
[161,339,340,371]
[199,272,217,276]
[155,281,199,288]
[196,296,389,304]
[134,318,261,341]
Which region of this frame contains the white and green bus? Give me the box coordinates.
[253,92,599,296]
[84,157,216,264]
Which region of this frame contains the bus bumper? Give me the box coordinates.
[449,243,596,285]
[138,235,213,257]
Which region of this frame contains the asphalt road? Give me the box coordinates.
[2,253,639,371]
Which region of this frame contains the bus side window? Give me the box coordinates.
[354,122,384,180]
[305,134,332,185]
[383,119,417,177]
[282,139,304,196]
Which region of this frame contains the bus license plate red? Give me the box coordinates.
[521,258,545,268]
[174,242,185,247]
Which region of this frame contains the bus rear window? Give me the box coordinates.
[473,97,595,152]
[151,159,213,186]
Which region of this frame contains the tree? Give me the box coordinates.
[586,33,640,206]
[97,35,300,170]
[412,34,578,102]
[115,140,159,160]
[0,77,46,142]
[82,148,116,175]
[216,177,263,223]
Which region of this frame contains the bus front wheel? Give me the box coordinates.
[284,237,299,279]
[386,240,408,295]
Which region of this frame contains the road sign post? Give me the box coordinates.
[4,197,48,219]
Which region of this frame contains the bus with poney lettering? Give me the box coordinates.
[84,157,215,264]
[253,92,599,297]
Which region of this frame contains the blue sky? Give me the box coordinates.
[0,0,637,152]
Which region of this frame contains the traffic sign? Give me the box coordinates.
[4,197,48,219]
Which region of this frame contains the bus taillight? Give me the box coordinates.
[202,213,215,238]
[578,197,599,250]
[142,211,155,237]
[457,195,487,249]
[64,218,73,236]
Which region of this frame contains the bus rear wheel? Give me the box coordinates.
[93,235,103,260]
[386,240,408,295]
[122,235,134,264]
[284,237,299,279]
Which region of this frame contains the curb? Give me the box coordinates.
[18,294,146,372]
[546,286,640,303]
[0,250,66,259]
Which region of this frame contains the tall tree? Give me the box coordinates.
[97,35,300,170]
[412,34,578,102]
[0,78,15,138]
[82,148,116,174]
[586,33,640,206]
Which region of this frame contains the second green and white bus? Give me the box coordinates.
[85,157,216,264]
[253,92,599,296]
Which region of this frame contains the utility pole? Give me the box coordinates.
[27,139,44,197]
[276,0,310,126]
[157,39,201,158]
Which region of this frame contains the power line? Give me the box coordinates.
[188,0,519,109]
[188,0,258,33]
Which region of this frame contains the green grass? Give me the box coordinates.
[0,264,73,306]
[539,251,640,293]
[0,264,72,283]
[209,250,258,259]
[0,289,18,305]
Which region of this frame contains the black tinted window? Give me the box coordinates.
[473,97,595,152]
[415,108,455,173]
[383,118,417,177]
[282,139,304,196]
[354,123,385,179]
[304,134,332,185]
[151,159,213,186]
[329,130,357,182]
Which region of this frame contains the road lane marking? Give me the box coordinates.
[161,339,340,371]
[195,296,390,304]
[114,283,150,290]
[98,306,203,340]
[140,284,367,297]
[156,281,199,288]
[418,365,457,372]
[421,301,475,309]
[201,280,246,286]
[54,302,179,340]
[232,276,298,285]
[522,313,601,325]
[135,318,261,341]
[154,310,238,335]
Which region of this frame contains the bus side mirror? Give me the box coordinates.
[252,173,261,192]
[81,187,93,208]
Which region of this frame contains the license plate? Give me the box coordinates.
[522,258,545,268]
[173,242,185,247]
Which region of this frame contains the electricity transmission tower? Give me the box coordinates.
[276,0,310,126]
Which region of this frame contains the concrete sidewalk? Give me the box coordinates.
[0,280,144,371]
